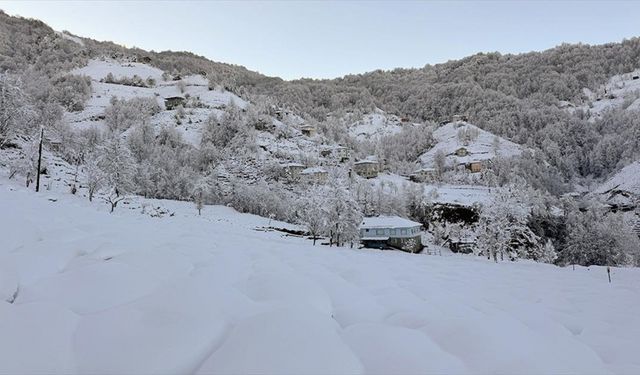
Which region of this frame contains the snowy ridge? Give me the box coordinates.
[1,178,639,374]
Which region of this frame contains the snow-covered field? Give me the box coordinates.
[2,178,640,374]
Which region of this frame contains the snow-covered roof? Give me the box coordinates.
[361,236,390,241]
[360,216,422,229]
[415,168,436,173]
[355,159,378,165]
[281,163,306,168]
[301,167,327,175]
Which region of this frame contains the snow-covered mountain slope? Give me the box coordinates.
[348,110,417,141]
[578,69,640,120]
[594,160,640,209]
[60,58,349,173]
[66,58,246,142]
[419,122,524,168]
[2,178,639,374]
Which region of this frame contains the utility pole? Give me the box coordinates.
[35,127,43,192]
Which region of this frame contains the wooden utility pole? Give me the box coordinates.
[35,128,43,192]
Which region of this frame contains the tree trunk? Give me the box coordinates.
[313,236,317,246]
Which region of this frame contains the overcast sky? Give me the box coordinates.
[1,1,639,80]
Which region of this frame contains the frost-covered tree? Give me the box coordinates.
[191,176,211,215]
[51,74,91,111]
[84,153,103,202]
[201,103,243,148]
[98,136,135,212]
[325,180,362,247]
[0,74,32,147]
[476,186,544,262]
[298,187,327,245]
[433,149,447,179]
[104,96,160,133]
[560,205,640,266]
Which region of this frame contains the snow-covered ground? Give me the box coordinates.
[2,177,640,374]
[376,173,493,206]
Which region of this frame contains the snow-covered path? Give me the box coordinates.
[1,182,639,374]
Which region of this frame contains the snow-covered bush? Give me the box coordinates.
[51,74,91,111]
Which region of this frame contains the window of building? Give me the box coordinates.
[401,229,407,235]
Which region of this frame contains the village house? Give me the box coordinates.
[334,146,351,162]
[353,159,379,178]
[164,96,186,110]
[300,167,328,184]
[301,125,317,137]
[455,147,469,157]
[321,145,351,162]
[359,216,423,253]
[44,134,63,153]
[467,160,483,173]
[409,167,437,183]
[452,114,468,122]
[281,162,306,181]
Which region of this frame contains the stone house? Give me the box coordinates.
[301,125,317,137]
[409,168,437,183]
[281,163,306,181]
[353,159,379,179]
[300,167,328,184]
[164,96,186,110]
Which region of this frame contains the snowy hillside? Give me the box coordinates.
[2,177,640,374]
[594,160,640,209]
[579,69,640,120]
[348,110,418,141]
[66,58,246,144]
[419,122,523,169]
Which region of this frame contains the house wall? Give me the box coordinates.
[360,226,421,239]
[354,163,378,178]
[388,235,423,253]
[469,163,482,173]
